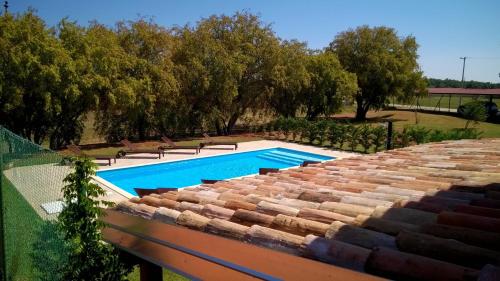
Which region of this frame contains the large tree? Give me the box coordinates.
[0,12,95,148]
[329,25,426,120]
[173,12,280,135]
[269,40,310,118]
[303,51,357,120]
[90,19,179,141]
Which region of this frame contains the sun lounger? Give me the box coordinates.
[67,144,117,166]
[120,139,162,159]
[202,133,238,150]
[160,136,200,154]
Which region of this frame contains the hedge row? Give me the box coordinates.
[258,117,482,154]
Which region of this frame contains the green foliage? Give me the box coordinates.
[303,52,357,120]
[428,78,500,89]
[460,101,488,129]
[371,126,387,153]
[329,25,427,120]
[357,124,372,153]
[315,120,329,145]
[305,121,320,144]
[0,13,95,149]
[346,124,360,151]
[58,158,131,280]
[406,126,430,144]
[428,128,482,142]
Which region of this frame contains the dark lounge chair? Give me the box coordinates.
[120,139,162,159]
[67,144,117,166]
[202,133,238,150]
[160,136,201,154]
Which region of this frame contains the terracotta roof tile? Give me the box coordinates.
[115,138,500,280]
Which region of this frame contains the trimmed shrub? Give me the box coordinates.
[407,126,430,144]
[346,124,360,151]
[316,120,329,145]
[358,124,372,153]
[371,125,386,153]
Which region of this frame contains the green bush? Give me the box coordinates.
[58,158,132,280]
[346,124,360,151]
[305,122,320,144]
[407,126,430,144]
[327,122,342,147]
[316,120,329,145]
[371,126,386,153]
[460,101,487,128]
[357,124,372,153]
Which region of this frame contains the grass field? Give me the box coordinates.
[335,109,500,138]
[68,108,500,156]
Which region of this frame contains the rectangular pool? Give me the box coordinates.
[96,148,333,196]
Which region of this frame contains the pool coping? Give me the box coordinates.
[93,145,342,199]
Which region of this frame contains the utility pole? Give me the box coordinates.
[3,1,7,15]
[459,56,467,107]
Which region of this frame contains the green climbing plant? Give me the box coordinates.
[58,158,132,281]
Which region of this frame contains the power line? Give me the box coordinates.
[466,57,500,60]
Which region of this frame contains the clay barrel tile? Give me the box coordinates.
[272,214,330,236]
[177,201,204,214]
[354,215,420,236]
[245,224,305,255]
[340,196,393,208]
[319,202,374,217]
[437,211,500,233]
[231,209,275,227]
[371,206,437,225]
[205,218,250,240]
[326,221,397,250]
[115,201,156,219]
[297,208,355,224]
[200,204,235,220]
[152,207,181,224]
[224,200,257,211]
[256,201,300,217]
[301,234,370,271]
[396,230,500,269]
[365,247,479,281]
[176,210,211,230]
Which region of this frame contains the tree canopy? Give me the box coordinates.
[328,25,427,120]
[1,11,433,147]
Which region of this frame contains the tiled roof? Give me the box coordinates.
[115,139,500,280]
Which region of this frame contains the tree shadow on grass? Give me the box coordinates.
[30,220,68,281]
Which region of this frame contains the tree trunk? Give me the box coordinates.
[355,96,369,121]
[226,113,239,135]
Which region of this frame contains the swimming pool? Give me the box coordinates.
[96,147,333,196]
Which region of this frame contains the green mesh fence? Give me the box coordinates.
[0,126,70,281]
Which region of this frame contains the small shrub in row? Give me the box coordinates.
[266,117,482,153]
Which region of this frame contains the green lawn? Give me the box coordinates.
[1,176,47,281]
[394,95,499,109]
[369,110,500,138]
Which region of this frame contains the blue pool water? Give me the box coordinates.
[97,148,333,196]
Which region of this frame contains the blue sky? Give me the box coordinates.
[10,0,500,82]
